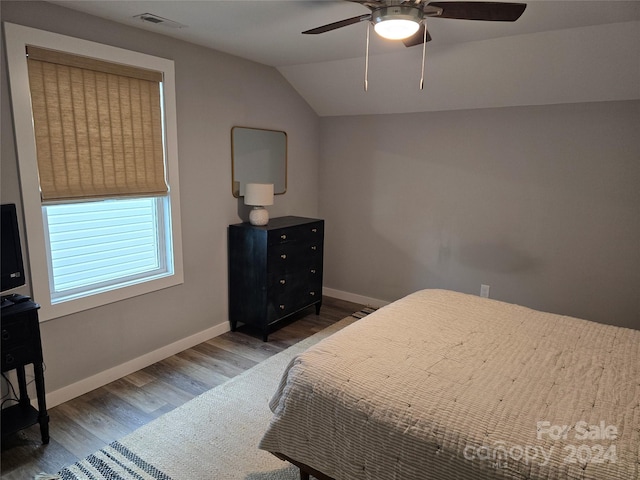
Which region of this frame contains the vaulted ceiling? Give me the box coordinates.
[47,1,640,116]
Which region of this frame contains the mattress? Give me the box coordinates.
[259,289,639,480]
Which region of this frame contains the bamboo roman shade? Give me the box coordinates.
[26,45,168,202]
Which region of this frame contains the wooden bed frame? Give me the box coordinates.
[273,452,336,480]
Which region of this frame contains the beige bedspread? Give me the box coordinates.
[259,289,639,480]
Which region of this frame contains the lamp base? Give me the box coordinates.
[249,206,269,226]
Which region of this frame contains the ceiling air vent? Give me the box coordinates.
[133,13,186,29]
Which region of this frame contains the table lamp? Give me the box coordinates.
[244,183,274,226]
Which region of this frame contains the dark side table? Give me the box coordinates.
[1,300,49,444]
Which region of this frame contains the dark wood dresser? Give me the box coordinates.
[228,216,324,341]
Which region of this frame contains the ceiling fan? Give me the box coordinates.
[303,1,527,90]
[303,1,527,46]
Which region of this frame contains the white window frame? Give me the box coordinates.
[4,22,184,321]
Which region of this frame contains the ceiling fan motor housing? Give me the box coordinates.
[372,5,424,26]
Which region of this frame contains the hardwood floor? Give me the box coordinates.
[1,296,364,479]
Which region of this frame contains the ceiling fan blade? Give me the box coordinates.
[345,0,386,8]
[427,2,526,21]
[403,24,433,47]
[302,14,372,34]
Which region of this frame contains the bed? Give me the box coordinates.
[258,289,639,480]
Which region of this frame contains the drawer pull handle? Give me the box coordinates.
[310,291,316,296]
[310,269,316,274]
[1,330,9,341]
[280,234,287,240]
[311,246,317,251]
[311,228,318,233]
[5,354,14,364]
[280,254,287,259]
[280,279,286,285]
[279,304,286,310]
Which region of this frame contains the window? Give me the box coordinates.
[44,197,172,304]
[5,23,183,321]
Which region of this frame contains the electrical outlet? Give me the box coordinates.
[480,284,490,298]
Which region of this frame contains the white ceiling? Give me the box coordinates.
[46,1,640,115]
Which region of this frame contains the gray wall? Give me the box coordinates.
[319,101,640,330]
[2,1,638,402]
[1,1,320,394]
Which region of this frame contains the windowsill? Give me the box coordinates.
[39,272,183,322]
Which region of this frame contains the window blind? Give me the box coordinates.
[26,46,168,202]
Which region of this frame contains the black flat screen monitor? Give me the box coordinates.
[1,203,26,293]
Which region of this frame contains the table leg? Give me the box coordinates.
[33,362,49,444]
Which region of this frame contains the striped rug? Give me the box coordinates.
[57,441,172,480]
[52,308,377,480]
[351,306,377,319]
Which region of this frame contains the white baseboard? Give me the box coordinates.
[46,321,230,408]
[323,287,389,309]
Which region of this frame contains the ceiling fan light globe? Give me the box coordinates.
[374,19,420,40]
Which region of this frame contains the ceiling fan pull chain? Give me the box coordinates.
[420,23,427,90]
[364,22,370,92]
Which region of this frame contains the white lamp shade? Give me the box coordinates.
[244,183,274,206]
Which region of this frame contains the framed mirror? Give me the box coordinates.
[231,126,287,197]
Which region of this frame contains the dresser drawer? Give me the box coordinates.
[267,287,322,324]
[2,345,35,370]
[267,242,323,273]
[268,270,322,297]
[268,221,323,246]
[1,318,33,349]
[268,266,321,288]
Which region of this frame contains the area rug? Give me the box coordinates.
[55,308,376,480]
